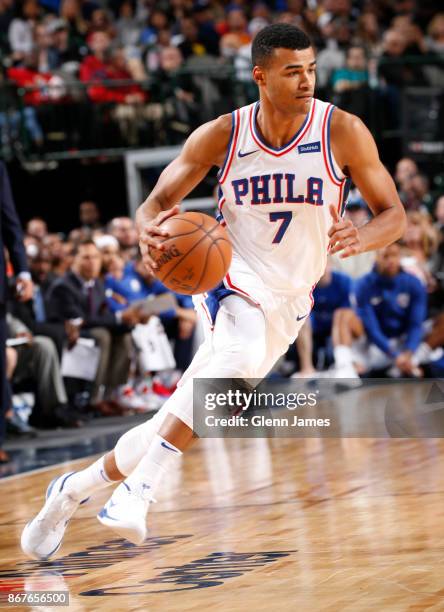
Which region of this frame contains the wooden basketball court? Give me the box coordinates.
[1,382,444,610]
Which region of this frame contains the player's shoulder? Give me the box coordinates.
[183,113,233,167]
[330,107,369,143]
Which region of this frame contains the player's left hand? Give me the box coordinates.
[328,205,362,258]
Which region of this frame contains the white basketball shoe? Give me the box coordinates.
[97,481,154,545]
[21,472,89,560]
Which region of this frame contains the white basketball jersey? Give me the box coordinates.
[216,98,350,304]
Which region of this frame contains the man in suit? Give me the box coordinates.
[9,245,74,357]
[0,162,33,462]
[47,239,144,406]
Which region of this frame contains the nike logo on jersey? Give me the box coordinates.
[297,313,309,321]
[238,149,258,158]
[161,441,179,452]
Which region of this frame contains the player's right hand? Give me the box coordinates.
[139,205,180,273]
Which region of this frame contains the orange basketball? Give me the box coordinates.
[149,211,232,294]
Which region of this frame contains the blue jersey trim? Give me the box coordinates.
[252,101,311,153]
[326,106,344,184]
[217,111,236,180]
[205,282,235,325]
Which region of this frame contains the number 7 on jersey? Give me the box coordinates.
[269,211,292,243]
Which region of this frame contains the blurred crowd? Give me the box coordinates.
[286,158,444,383]
[5,199,198,442]
[0,0,443,151]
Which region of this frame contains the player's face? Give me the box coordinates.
[254,47,316,116]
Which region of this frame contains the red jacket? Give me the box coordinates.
[7,67,53,105]
[79,55,146,103]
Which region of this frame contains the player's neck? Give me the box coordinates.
[256,98,310,149]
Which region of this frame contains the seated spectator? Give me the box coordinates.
[7,312,83,428]
[400,210,440,289]
[94,234,120,276]
[354,11,381,55]
[107,216,138,261]
[8,245,77,358]
[46,239,144,408]
[80,31,145,104]
[331,44,370,121]
[105,253,197,372]
[331,45,368,93]
[332,242,428,381]
[52,241,75,277]
[312,261,352,367]
[26,217,48,241]
[46,17,85,72]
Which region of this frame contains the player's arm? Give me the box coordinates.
[328,110,406,258]
[136,114,231,272]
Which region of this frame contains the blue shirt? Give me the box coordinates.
[355,268,427,356]
[105,262,193,320]
[311,271,352,336]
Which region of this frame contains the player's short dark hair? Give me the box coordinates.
[73,239,98,256]
[252,23,312,67]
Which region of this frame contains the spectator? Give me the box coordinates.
[80,31,146,105]
[140,9,169,47]
[26,217,48,241]
[107,216,139,261]
[94,234,120,275]
[400,210,439,289]
[192,0,220,57]
[7,312,83,428]
[426,13,444,53]
[177,17,209,60]
[46,239,144,408]
[8,0,41,63]
[9,245,71,357]
[395,157,419,187]
[46,17,84,71]
[79,200,101,230]
[331,45,368,93]
[115,0,142,52]
[106,253,197,372]
[332,242,428,380]
[87,8,116,40]
[52,241,75,277]
[60,0,88,48]
[354,11,381,54]
[220,8,251,59]
[312,261,352,368]
[399,173,432,212]
[378,28,426,89]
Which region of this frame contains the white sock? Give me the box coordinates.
[63,456,115,500]
[334,345,354,368]
[124,434,182,498]
[412,342,433,366]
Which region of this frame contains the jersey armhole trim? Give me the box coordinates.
[322,104,346,186]
[218,108,240,184]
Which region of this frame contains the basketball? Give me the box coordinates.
[149,211,232,294]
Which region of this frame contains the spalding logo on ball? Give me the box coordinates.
[148,212,232,295]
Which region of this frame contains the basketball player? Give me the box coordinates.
[21,24,406,559]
